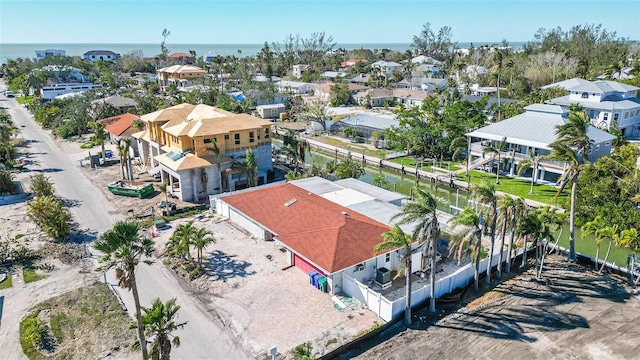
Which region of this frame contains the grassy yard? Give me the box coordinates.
[313,136,387,158]
[23,267,45,284]
[15,96,34,104]
[0,273,13,290]
[390,157,465,173]
[458,170,569,205]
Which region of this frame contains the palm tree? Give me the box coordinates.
[472,181,499,284]
[141,298,187,360]
[581,216,607,270]
[516,149,544,194]
[617,228,640,284]
[192,227,215,268]
[89,121,108,165]
[448,207,483,290]
[120,138,134,181]
[482,137,507,184]
[505,197,526,274]
[94,220,154,360]
[374,224,413,325]
[296,137,310,169]
[243,149,258,187]
[554,107,592,162]
[449,136,468,173]
[372,174,390,189]
[448,231,472,266]
[548,144,583,262]
[492,51,503,120]
[167,221,196,261]
[160,180,169,205]
[532,207,558,279]
[496,196,515,279]
[391,188,440,313]
[517,210,543,273]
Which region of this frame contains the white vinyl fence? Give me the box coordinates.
[344,248,519,322]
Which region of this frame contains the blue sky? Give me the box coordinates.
[1,0,639,44]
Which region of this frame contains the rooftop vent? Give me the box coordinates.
[342,211,349,216]
[284,198,298,207]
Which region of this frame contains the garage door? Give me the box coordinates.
[293,253,324,276]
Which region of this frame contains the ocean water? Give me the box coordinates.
[0,41,526,64]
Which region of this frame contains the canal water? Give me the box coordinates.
[304,149,634,268]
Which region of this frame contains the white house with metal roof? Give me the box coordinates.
[543,78,640,137]
[371,60,402,77]
[330,113,399,144]
[466,104,616,183]
[83,50,119,62]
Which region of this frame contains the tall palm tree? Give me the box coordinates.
[581,216,607,270]
[89,121,108,165]
[517,210,543,274]
[516,149,544,194]
[192,227,215,268]
[496,196,515,279]
[617,228,640,284]
[159,180,169,205]
[482,137,507,184]
[141,298,187,360]
[391,187,440,313]
[548,144,583,262]
[492,51,503,120]
[447,232,472,266]
[120,138,134,181]
[532,206,558,279]
[243,149,258,187]
[472,181,499,284]
[449,136,469,175]
[296,137,310,169]
[448,207,483,290]
[94,220,154,360]
[505,197,526,274]
[372,174,390,190]
[554,107,592,163]
[374,224,413,325]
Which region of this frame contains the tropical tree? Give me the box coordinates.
[447,231,472,266]
[296,138,310,169]
[449,136,468,173]
[0,120,17,164]
[372,174,390,189]
[471,181,499,284]
[159,180,169,205]
[243,149,258,187]
[492,51,504,120]
[495,196,515,279]
[192,227,215,268]
[482,137,508,184]
[374,224,413,325]
[616,228,640,284]
[88,121,108,165]
[516,149,544,194]
[117,140,128,180]
[391,187,440,313]
[0,165,18,194]
[506,198,526,274]
[140,298,187,360]
[335,157,364,179]
[29,173,54,198]
[581,216,607,270]
[26,195,71,240]
[554,107,592,162]
[448,207,483,290]
[120,138,134,181]
[167,221,196,261]
[94,220,155,360]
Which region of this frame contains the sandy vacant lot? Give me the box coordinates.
[340,255,640,360]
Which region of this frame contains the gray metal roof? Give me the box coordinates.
[467,104,616,149]
[337,113,399,130]
[334,178,407,205]
[549,95,640,111]
[290,177,343,194]
[542,78,639,93]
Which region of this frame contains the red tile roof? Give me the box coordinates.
[222,183,392,273]
[97,113,141,137]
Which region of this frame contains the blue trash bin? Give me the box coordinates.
[315,276,324,289]
[312,274,321,288]
[308,271,318,286]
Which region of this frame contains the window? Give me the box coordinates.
[224,134,230,140]
[249,131,255,143]
[605,141,611,146]
[385,253,390,262]
[257,130,261,140]
[604,113,609,121]
[625,112,629,119]
[589,110,596,119]
[204,138,212,144]
[581,92,589,99]
[234,133,240,145]
[614,113,619,121]
[636,110,640,116]
[595,144,600,150]
[264,128,270,138]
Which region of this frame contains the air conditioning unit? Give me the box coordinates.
[356,263,365,271]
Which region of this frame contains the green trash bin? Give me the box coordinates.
[318,277,328,293]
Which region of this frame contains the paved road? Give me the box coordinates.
[1,88,247,359]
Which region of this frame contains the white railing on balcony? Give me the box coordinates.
[469,142,567,171]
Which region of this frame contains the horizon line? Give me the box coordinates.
[1,40,532,45]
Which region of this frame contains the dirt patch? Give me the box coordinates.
[339,255,640,359]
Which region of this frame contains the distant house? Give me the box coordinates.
[314,82,368,102]
[276,80,315,94]
[204,51,218,62]
[411,55,443,65]
[353,88,429,107]
[157,65,206,89]
[293,64,311,79]
[91,94,138,116]
[464,65,489,80]
[467,104,616,183]
[168,52,195,65]
[256,103,286,119]
[543,78,640,137]
[371,60,402,77]
[321,71,348,80]
[341,59,368,68]
[35,49,65,61]
[97,113,142,152]
[41,83,103,101]
[83,50,119,62]
[469,84,502,96]
[347,73,370,85]
[330,112,398,142]
[396,77,447,93]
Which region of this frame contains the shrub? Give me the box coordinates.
[27,195,71,240]
[0,165,18,194]
[29,174,54,198]
[20,316,45,357]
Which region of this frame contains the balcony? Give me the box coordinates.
[469,142,567,171]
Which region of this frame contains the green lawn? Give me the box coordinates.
[16,96,34,104]
[458,170,569,205]
[0,273,13,290]
[314,136,387,158]
[23,267,45,284]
